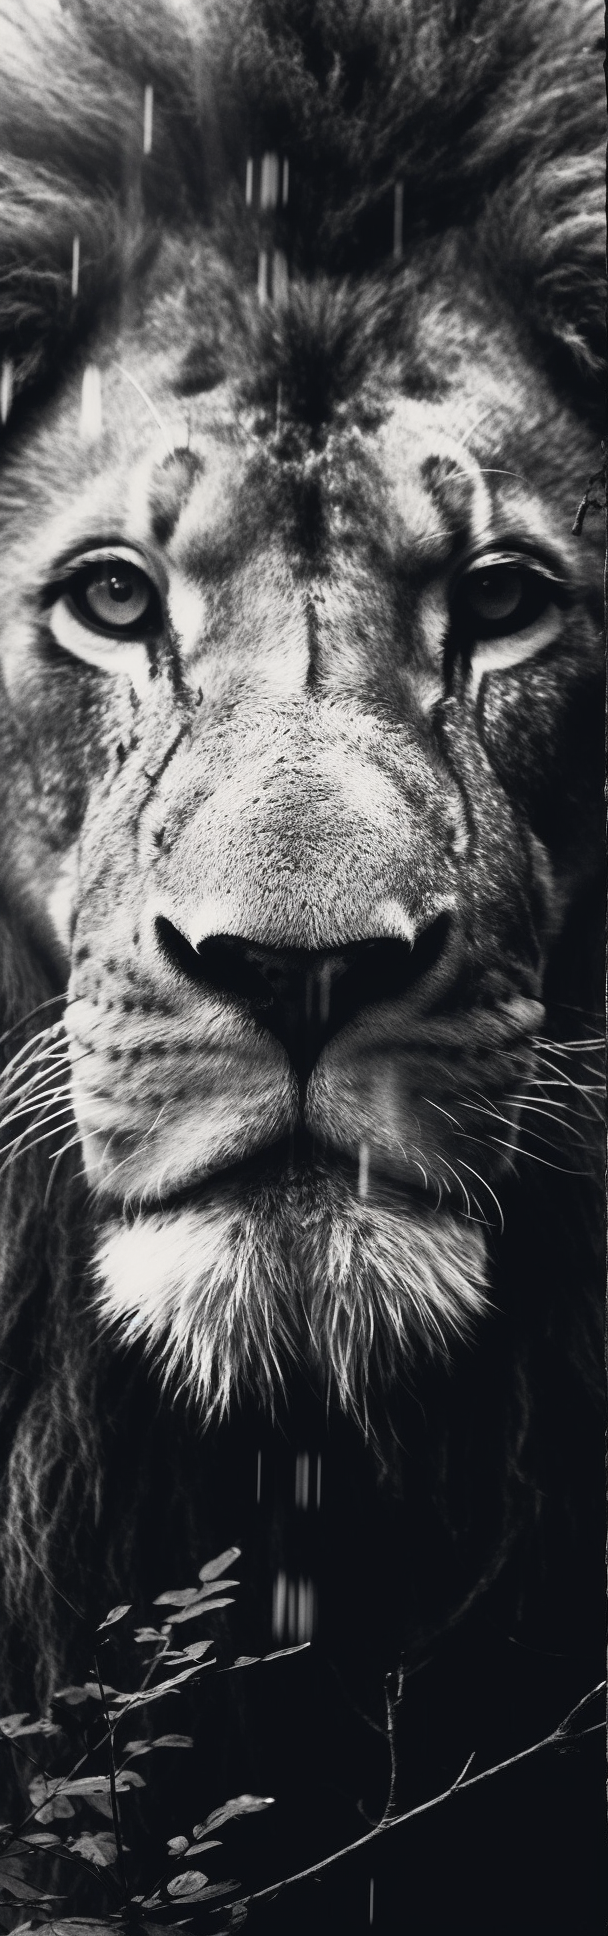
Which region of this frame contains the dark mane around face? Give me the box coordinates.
[0,0,603,421]
[0,3,604,1924]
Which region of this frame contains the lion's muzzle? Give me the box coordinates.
[154,916,452,1086]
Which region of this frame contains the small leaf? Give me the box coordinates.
[82,1683,121,1702]
[28,1777,49,1804]
[6,1721,61,1739]
[166,1837,189,1857]
[53,1688,91,1708]
[184,1840,221,1857]
[198,1547,241,1584]
[122,1740,152,1757]
[42,1922,120,1935]
[230,1657,260,1669]
[68,1834,119,1870]
[262,1643,311,1661]
[150,1735,193,1749]
[166,1872,209,1900]
[48,1773,145,1799]
[197,1580,240,1598]
[0,1715,29,1737]
[108,1661,211,1714]
[169,1598,234,1625]
[59,1778,112,1797]
[96,1605,131,1631]
[201,1796,274,1833]
[180,1641,214,1662]
[21,1834,61,1848]
[85,1797,113,1822]
[133,1629,163,1645]
[153,1588,202,1608]
[35,1800,76,1824]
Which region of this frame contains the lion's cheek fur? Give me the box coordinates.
[94,1181,488,1422]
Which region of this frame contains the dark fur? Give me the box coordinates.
[0,0,603,412]
[0,12,604,1905]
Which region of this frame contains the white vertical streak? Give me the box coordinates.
[71,235,80,298]
[143,84,154,156]
[393,180,404,259]
[295,1452,310,1509]
[260,151,279,209]
[272,249,289,304]
[287,1578,296,1641]
[257,250,269,306]
[282,156,289,205]
[79,364,103,441]
[272,1570,287,1640]
[358,1139,370,1200]
[0,358,13,426]
[245,156,254,205]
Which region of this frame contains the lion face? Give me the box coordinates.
[0,275,601,1421]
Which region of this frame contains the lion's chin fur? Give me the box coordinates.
[95,1175,488,1428]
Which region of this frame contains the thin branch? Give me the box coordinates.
[5,1828,123,1895]
[380,1665,404,1825]
[245,1683,606,1910]
[93,1652,129,1913]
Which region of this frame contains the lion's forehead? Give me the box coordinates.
[138,390,521,574]
[0,335,588,621]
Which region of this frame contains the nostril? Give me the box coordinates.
[155,917,275,1013]
[155,915,205,985]
[155,912,452,1076]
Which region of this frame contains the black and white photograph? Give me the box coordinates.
[0,2,605,1930]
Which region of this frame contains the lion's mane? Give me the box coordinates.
[0,0,604,1728]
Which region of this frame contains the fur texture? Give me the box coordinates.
[0,0,604,1737]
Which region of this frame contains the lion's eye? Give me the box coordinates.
[69,561,157,635]
[463,565,524,626]
[455,560,551,639]
[46,549,164,694]
[446,550,567,699]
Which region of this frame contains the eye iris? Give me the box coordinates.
[81,564,151,628]
[466,566,523,623]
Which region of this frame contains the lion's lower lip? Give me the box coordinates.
[126,1133,444,1219]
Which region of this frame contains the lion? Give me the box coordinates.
[0,0,604,1913]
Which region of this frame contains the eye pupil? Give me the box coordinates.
[466,565,523,623]
[108,574,135,603]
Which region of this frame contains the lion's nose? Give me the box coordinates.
[155,915,451,1080]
